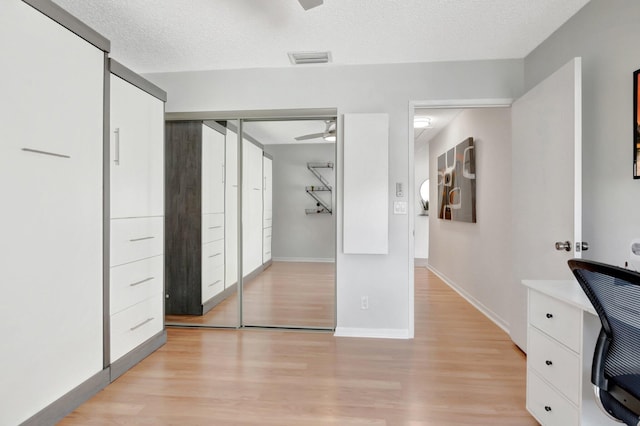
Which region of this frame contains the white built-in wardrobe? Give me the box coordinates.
[0,2,167,424]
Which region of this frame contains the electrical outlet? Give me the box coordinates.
[361,296,369,310]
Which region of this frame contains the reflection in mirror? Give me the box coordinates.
[419,179,429,215]
[164,119,240,327]
[635,69,640,178]
[241,119,336,329]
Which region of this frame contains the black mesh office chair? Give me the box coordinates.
[569,259,640,426]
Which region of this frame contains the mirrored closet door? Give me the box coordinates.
[164,119,240,327]
[241,119,336,329]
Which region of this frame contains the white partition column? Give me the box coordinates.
[343,113,389,254]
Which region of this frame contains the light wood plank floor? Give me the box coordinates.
[165,261,336,328]
[61,267,535,425]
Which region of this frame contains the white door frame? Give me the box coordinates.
[407,98,512,338]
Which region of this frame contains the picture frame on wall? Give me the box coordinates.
[633,68,640,179]
[436,137,476,222]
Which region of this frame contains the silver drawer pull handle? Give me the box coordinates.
[130,236,155,242]
[545,313,553,319]
[22,148,70,159]
[208,226,223,229]
[130,317,154,331]
[208,253,222,258]
[253,187,261,190]
[114,128,120,165]
[208,280,222,287]
[265,251,271,255]
[130,277,154,287]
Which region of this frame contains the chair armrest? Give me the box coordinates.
[592,327,611,390]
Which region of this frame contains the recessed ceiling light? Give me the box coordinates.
[288,51,332,65]
[414,116,432,128]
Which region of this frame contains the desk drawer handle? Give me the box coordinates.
[545,313,553,319]
[130,236,155,242]
[208,280,222,287]
[130,277,154,287]
[22,148,70,159]
[208,226,223,229]
[544,406,552,412]
[208,253,222,258]
[130,317,154,331]
[545,360,553,366]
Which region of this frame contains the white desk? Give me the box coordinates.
[522,280,619,426]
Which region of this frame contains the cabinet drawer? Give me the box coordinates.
[530,290,581,352]
[110,294,163,362]
[111,217,163,266]
[528,326,580,404]
[203,239,225,269]
[527,370,579,426]
[203,213,224,243]
[202,264,224,303]
[110,255,163,315]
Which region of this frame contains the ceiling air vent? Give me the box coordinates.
[288,51,332,65]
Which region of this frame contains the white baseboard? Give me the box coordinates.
[427,265,510,334]
[272,257,335,263]
[333,327,411,339]
[414,257,429,267]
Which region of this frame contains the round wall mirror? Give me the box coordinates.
[419,179,429,213]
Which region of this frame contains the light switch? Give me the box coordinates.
[393,201,407,215]
[396,182,404,197]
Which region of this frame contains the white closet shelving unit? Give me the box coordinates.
[109,59,167,370]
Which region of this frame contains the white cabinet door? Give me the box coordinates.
[110,75,164,219]
[202,124,225,215]
[510,58,583,351]
[0,3,104,425]
[225,129,239,287]
[243,140,264,274]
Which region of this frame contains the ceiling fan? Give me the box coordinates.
[295,120,336,142]
[298,0,324,10]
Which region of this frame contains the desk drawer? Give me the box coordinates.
[202,213,224,243]
[527,370,579,426]
[111,217,163,266]
[110,293,163,362]
[528,326,580,404]
[530,290,581,352]
[110,255,163,315]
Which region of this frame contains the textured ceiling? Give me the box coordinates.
[52,0,590,74]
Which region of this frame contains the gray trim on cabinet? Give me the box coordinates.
[110,330,167,381]
[22,0,110,52]
[227,121,264,150]
[202,282,237,314]
[109,59,167,102]
[102,52,111,368]
[20,369,110,426]
[203,120,228,135]
[263,152,274,161]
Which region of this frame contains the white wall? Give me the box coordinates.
[263,143,336,261]
[428,108,512,329]
[414,139,429,260]
[524,0,640,268]
[145,59,523,335]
